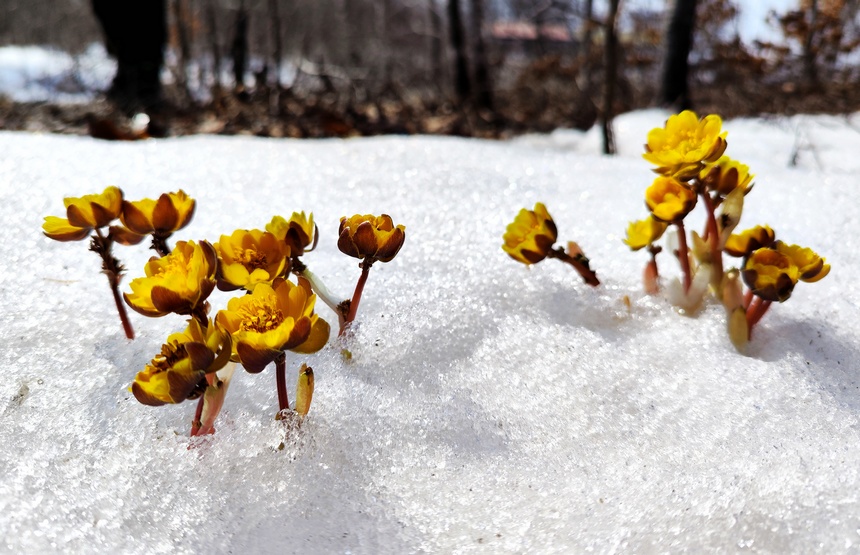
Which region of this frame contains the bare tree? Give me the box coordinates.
[448,0,472,104]
[91,0,168,108]
[661,0,698,109]
[602,0,620,155]
[470,0,493,110]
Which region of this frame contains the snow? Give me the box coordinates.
[0,44,114,103]
[2,109,859,553]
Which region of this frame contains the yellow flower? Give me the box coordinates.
[623,215,668,251]
[645,176,697,222]
[124,240,217,317]
[502,202,558,264]
[643,111,728,179]
[42,186,123,241]
[131,319,231,406]
[266,212,318,256]
[742,247,799,302]
[699,156,754,197]
[215,277,329,373]
[775,241,830,283]
[215,229,289,291]
[338,214,406,263]
[724,225,775,257]
[120,190,196,236]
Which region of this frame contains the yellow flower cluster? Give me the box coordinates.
[741,239,830,302]
[622,111,830,349]
[502,202,558,264]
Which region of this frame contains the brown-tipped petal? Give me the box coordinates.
[167,369,208,401]
[520,249,546,264]
[151,285,192,315]
[205,332,233,373]
[124,292,168,317]
[109,225,146,245]
[309,224,320,252]
[120,200,152,235]
[216,277,242,292]
[802,263,830,283]
[199,240,218,274]
[281,317,313,351]
[66,203,93,228]
[375,228,406,263]
[236,342,280,373]
[131,381,168,407]
[198,278,216,305]
[338,217,348,235]
[152,193,180,231]
[798,258,824,281]
[184,342,216,371]
[43,226,92,242]
[337,229,361,258]
[90,201,116,228]
[292,318,330,354]
[177,199,196,230]
[352,221,379,257]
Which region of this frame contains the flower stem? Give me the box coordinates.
[275,352,289,414]
[746,296,772,338]
[546,247,600,286]
[107,272,135,340]
[700,192,724,290]
[340,260,373,336]
[191,395,205,436]
[151,232,172,257]
[674,221,692,294]
[300,267,343,314]
[743,289,754,310]
[92,228,134,339]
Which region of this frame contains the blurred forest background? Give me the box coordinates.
[0,0,859,142]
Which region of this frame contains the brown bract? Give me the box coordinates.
[338,214,406,263]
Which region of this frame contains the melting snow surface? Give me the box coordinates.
[1,110,859,553]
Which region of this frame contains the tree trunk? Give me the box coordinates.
[448,0,471,104]
[803,0,819,87]
[92,0,167,109]
[268,0,284,89]
[231,0,249,93]
[661,0,698,109]
[428,1,445,87]
[171,0,193,104]
[469,0,493,110]
[601,0,620,155]
[206,0,222,94]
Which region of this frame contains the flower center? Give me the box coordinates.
[152,340,187,370]
[240,248,268,270]
[240,304,284,333]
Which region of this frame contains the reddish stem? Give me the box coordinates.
[93,228,134,339]
[190,395,206,436]
[107,273,135,339]
[546,248,600,286]
[743,289,754,311]
[700,192,724,284]
[675,221,692,293]
[746,296,772,339]
[340,260,373,336]
[276,353,289,414]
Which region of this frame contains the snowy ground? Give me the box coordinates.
[1,110,859,553]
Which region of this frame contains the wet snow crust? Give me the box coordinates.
[1,110,859,553]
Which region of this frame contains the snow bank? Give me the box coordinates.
[1,110,858,553]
